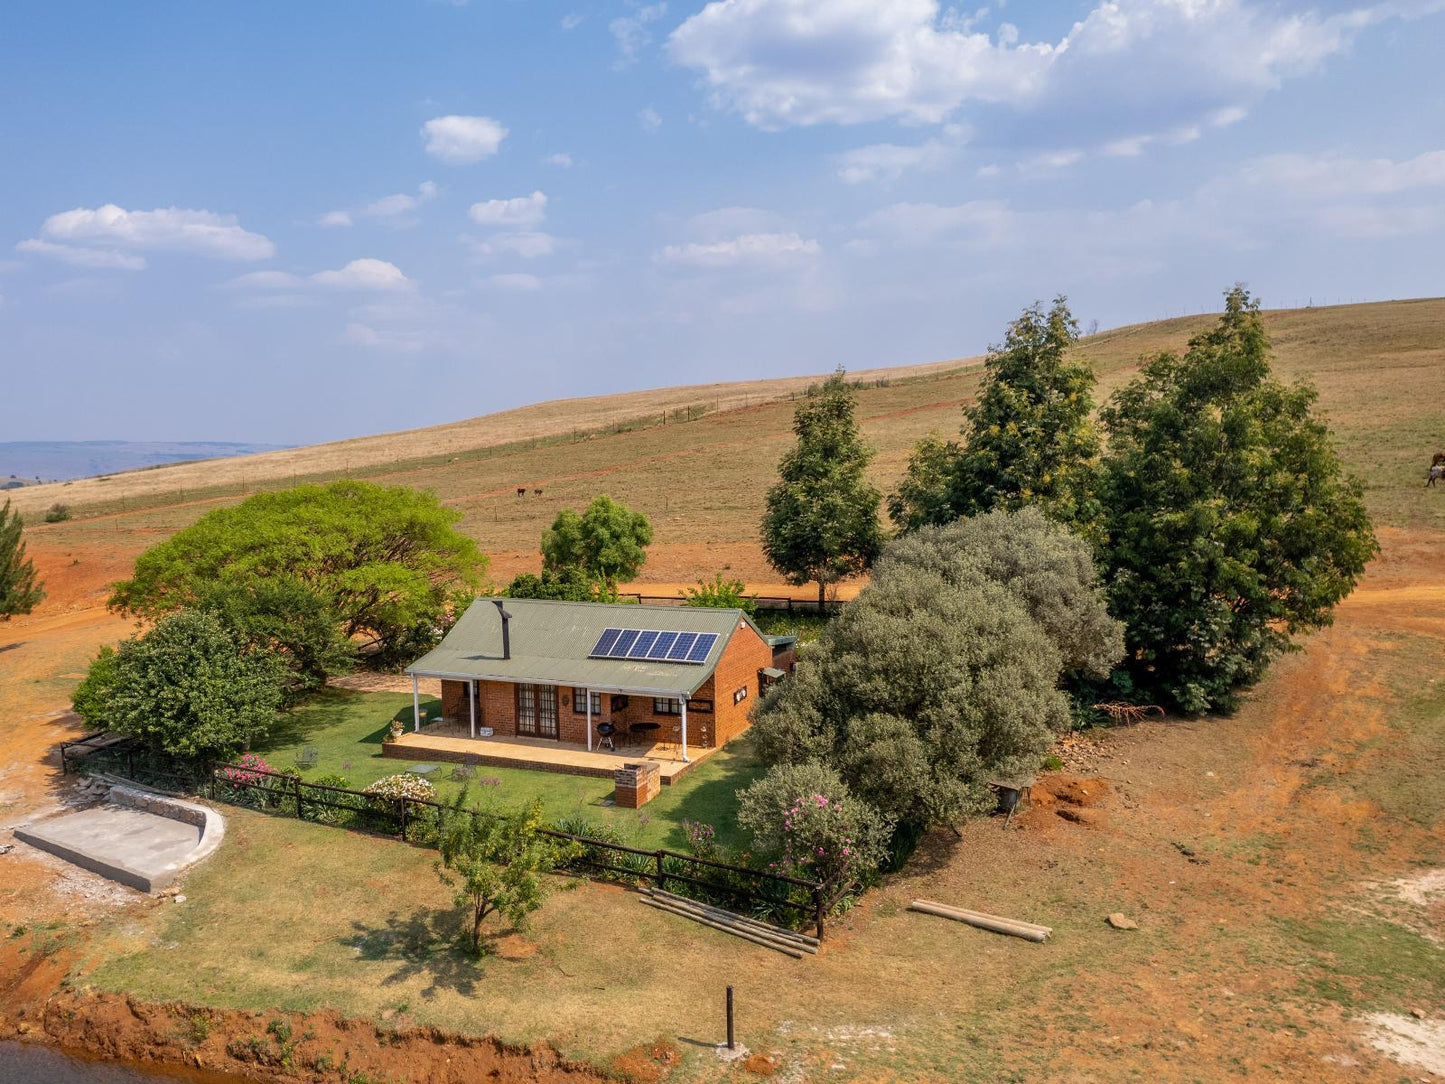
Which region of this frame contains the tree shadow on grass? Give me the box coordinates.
[657,740,768,852]
[261,688,440,754]
[346,908,484,998]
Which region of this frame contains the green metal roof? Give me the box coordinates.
[407,597,760,697]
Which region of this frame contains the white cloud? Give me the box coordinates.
[36,204,274,260]
[226,270,303,290]
[422,115,508,163]
[611,2,667,66]
[482,273,544,290]
[639,105,663,131]
[546,152,574,168]
[468,191,548,228]
[1224,149,1445,199]
[656,232,821,268]
[362,180,439,221]
[465,232,559,259]
[311,258,412,290]
[318,210,354,228]
[561,12,584,29]
[14,238,147,271]
[668,0,1432,141]
[836,136,959,183]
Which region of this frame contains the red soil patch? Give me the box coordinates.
[608,1039,681,1083]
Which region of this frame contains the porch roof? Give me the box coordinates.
[406,597,760,697]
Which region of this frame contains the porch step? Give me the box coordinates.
[639,888,818,957]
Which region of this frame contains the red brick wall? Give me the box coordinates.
[708,618,774,746]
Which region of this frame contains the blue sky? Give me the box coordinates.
[2,0,1442,443]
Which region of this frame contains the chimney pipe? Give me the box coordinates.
[492,600,513,660]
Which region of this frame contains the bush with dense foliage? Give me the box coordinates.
[363,772,437,803]
[736,762,890,886]
[750,563,1070,836]
[761,370,884,608]
[680,572,756,614]
[195,577,354,696]
[73,610,287,759]
[108,480,487,661]
[874,507,1123,677]
[889,298,1100,536]
[44,503,71,523]
[0,498,44,619]
[541,494,653,593]
[1098,287,1377,712]
[505,565,602,602]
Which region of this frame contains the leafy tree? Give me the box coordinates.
[195,578,354,697]
[761,370,884,608]
[889,298,1101,535]
[874,507,1123,677]
[505,566,603,602]
[885,432,959,534]
[1099,287,1377,712]
[0,499,44,619]
[541,494,653,594]
[77,610,286,758]
[749,563,1068,837]
[110,481,487,658]
[435,798,574,955]
[681,572,756,614]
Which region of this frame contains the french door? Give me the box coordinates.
[515,683,559,739]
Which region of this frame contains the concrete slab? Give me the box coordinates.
[15,806,202,893]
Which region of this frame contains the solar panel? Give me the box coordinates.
[666,632,698,661]
[588,626,717,664]
[686,633,718,662]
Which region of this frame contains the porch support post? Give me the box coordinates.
[469,679,477,738]
[586,688,593,751]
[680,698,690,763]
[412,673,420,732]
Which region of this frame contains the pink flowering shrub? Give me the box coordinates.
[682,819,719,861]
[736,763,890,886]
[218,752,272,787]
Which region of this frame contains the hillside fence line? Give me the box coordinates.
[59,735,850,941]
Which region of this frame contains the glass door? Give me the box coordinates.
[515,684,559,739]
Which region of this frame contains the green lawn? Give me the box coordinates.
[253,688,765,853]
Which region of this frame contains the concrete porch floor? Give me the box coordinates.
[381,723,719,784]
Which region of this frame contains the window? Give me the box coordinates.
[733,686,748,706]
[653,697,682,715]
[686,698,714,714]
[573,688,602,714]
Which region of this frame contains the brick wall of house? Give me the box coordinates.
[707,618,774,746]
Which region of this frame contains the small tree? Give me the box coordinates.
[505,566,602,602]
[736,762,891,885]
[541,495,653,595]
[680,572,755,614]
[888,298,1101,535]
[1099,287,1377,711]
[109,480,487,659]
[761,370,884,607]
[80,610,286,758]
[436,798,573,955]
[0,499,45,619]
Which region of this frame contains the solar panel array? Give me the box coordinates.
[589,628,720,665]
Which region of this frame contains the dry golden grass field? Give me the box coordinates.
[3,296,1445,1083]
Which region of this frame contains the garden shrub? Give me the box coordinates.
[363,773,437,803]
[736,762,890,888]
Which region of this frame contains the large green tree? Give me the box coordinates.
[541,494,653,595]
[749,563,1069,836]
[1099,287,1377,712]
[889,298,1101,535]
[195,578,355,697]
[761,370,884,607]
[73,610,286,758]
[0,499,45,619]
[110,481,486,660]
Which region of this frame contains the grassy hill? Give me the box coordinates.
[19,297,1445,588]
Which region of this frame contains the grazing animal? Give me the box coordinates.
[1428,464,1445,488]
[1434,452,1445,467]
[533,488,543,496]
[516,487,526,497]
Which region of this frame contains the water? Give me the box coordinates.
[0,1042,251,1084]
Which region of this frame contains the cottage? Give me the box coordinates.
[404,598,795,766]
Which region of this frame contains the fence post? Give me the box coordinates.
[814,883,826,942]
[399,797,408,842]
[294,775,304,820]
[655,850,666,892]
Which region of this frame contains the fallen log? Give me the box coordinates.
[643,888,820,949]
[908,899,1052,942]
